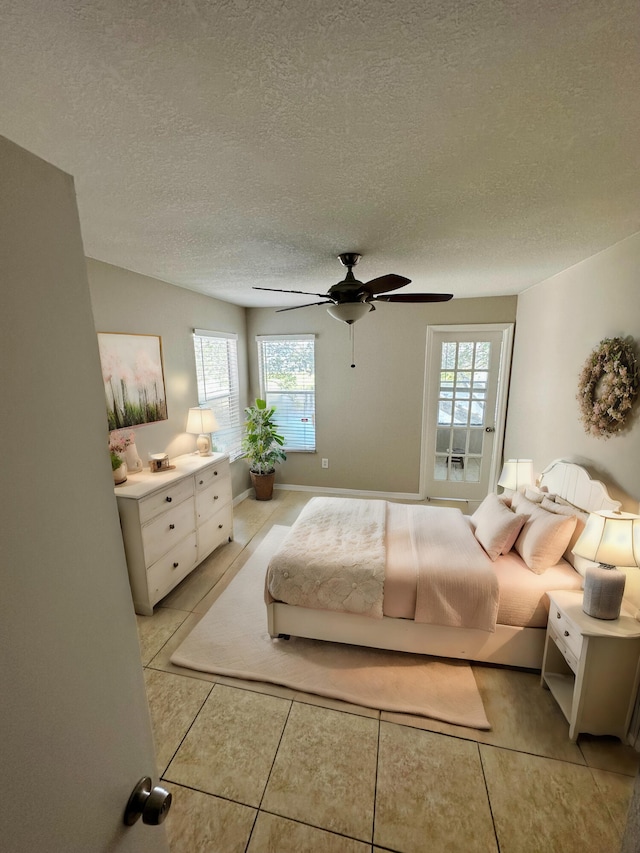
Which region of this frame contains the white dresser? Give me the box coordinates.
[114,453,233,615]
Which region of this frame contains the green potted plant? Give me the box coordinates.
[241,398,286,500]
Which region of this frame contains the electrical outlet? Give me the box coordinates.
[321,458,329,469]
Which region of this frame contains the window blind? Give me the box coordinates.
[256,335,316,452]
[193,329,242,460]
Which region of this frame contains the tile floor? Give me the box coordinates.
[136,489,639,853]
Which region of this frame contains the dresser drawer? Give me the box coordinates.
[142,497,196,568]
[139,477,195,524]
[195,457,230,492]
[198,504,234,560]
[195,476,233,524]
[549,605,583,660]
[147,533,198,606]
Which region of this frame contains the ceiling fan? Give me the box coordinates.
[253,252,453,325]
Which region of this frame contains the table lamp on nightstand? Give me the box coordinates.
[497,459,534,493]
[572,510,640,620]
[186,407,219,456]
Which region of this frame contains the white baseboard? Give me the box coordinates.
[236,482,475,505]
[273,483,423,501]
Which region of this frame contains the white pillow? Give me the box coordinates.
[510,491,541,517]
[471,493,527,561]
[514,504,578,574]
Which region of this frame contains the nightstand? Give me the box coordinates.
[541,590,640,741]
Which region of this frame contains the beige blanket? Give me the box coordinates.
[266,497,386,618]
[410,506,499,632]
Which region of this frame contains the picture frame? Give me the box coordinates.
[98,332,168,429]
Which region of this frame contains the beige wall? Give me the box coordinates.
[87,235,640,505]
[504,232,640,512]
[87,259,251,496]
[247,295,517,494]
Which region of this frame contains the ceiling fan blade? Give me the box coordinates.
[276,301,334,312]
[253,286,330,299]
[362,274,411,295]
[372,293,453,303]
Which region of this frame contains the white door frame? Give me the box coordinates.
[419,323,514,502]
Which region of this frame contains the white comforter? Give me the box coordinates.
[266,497,386,618]
[267,498,500,631]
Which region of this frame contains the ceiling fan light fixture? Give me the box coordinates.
[326,302,370,325]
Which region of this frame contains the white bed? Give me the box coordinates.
[265,460,621,669]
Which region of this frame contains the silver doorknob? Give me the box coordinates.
[124,777,172,826]
[485,426,495,433]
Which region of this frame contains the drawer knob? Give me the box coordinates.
[218,524,223,529]
[169,524,175,530]
[556,612,561,619]
[214,471,218,476]
[214,495,219,500]
[165,496,172,503]
[173,562,179,569]
[199,479,204,485]
[564,630,569,637]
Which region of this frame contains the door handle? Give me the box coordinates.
[485,427,495,433]
[124,776,172,826]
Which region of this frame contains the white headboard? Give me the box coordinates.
[538,459,621,513]
[539,460,640,614]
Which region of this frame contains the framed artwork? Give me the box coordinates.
[98,332,168,429]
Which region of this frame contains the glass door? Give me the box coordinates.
[421,324,513,502]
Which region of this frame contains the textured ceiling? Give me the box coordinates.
[1,0,639,307]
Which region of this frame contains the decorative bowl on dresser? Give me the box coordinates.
[114,452,233,615]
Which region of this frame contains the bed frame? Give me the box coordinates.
[266,460,621,670]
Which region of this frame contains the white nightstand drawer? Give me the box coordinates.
[139,477,195,524]
[147,533,198,605]
[142,497,196,567]
[549,625,579,674]
[549,604,583,660]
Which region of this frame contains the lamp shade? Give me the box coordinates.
[497,459,534,491]
[186,407,218,435]
[572,511,640,568]
[326,303,371,325]
[186,407,219,456]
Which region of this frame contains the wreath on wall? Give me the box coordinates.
[576,336,639,439]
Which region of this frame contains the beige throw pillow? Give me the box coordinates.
[540,496,589,567]
[514,504,578,573]
[471,493,527,561]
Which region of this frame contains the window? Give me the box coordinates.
[193,329,242,460]
[256,335,315,451]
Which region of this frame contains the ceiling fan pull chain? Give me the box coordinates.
[350,324,356,368]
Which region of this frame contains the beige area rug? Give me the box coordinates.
[171,525,490,729]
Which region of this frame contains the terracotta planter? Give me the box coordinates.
[250,470,275,501]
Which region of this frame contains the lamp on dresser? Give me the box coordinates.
[186,407,219,456]
[572,510,640,620]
